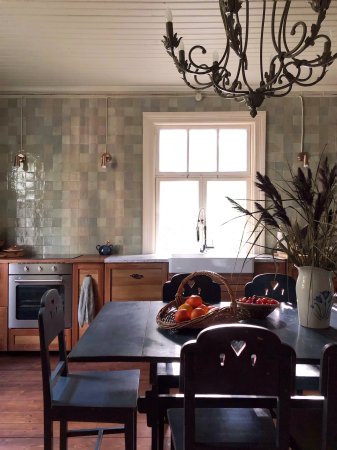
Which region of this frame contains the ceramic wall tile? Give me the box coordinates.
[0,95,336,255]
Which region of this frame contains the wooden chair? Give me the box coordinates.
[167,323,296,450]
[152,273,222,449]
[155,272,222,392]
[290,343,337,450]
[244,272,297,304]
[39,289,140,450]
[245,273,320,391]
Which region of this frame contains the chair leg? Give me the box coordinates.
[158,415,165,450]
[44,416,53,450]
[59,420,68,450]
[124,412,137,450]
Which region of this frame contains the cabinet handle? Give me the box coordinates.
[130,273,144,279]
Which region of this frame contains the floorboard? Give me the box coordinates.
[0,352,170,450]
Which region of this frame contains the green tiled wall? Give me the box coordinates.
[0,95,336,256]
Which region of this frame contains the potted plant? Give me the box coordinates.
[227,154,337,329]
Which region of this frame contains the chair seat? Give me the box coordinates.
[168,407,277,449]
[53,369,140,411]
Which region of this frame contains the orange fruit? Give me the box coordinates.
[185,294,203,308]
[178,303,194,318]
[174,309,190,323]
[207,305,218,313]
[190,307,206,320]
[199,303,209,313]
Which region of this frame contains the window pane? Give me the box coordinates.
[157,180,199,253]
[206,180,248,255]
[219,129,247,171]
[189,129,217,172]
[159,129,187,172]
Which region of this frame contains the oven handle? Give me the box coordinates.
[14,278,64,284]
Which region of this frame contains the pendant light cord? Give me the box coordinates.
[20,97,23,152]
[106,97,108,151]
[299,95,304,154]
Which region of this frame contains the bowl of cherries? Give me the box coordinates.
[237,295,280,319]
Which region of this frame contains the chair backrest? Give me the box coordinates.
[180,323,296,450]
[320,343,337,449]
[245,273,297,304]
[38,289,68,411]
[162,273,221,303]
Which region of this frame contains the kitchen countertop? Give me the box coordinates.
[0,254,103,263]
[0,253,282,264]
[104,254,168,263]
[0,253,168,264]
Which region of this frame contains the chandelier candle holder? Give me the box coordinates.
[163,0,337,118]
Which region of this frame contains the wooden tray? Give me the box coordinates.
[156,271,249,331]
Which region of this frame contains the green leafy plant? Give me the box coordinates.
[226,154,337,271]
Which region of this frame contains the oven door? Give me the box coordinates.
[8,275,72,328]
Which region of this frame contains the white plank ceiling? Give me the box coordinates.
[0,0,337,94]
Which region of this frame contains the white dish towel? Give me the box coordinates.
[78,275,95,327]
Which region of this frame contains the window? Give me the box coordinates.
[143,112,266,255]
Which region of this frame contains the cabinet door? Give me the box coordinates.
[0,264,8,350]
[72,263,104,345]
[254,260,288,276]
[105,263,169,301]
[0,264,8,307]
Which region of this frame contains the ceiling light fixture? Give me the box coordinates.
[101,97,113,169]
[163,0,337,118]
[13,97,26,168]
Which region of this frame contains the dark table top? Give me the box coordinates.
[68,301,337,364]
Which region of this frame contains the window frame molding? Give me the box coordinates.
[142,111,266,254]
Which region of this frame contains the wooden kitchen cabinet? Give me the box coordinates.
[72,262,105,345]
[8,328,71,351]
[0,264,8,351]
[105,262,169,301]
[254,258,288,276]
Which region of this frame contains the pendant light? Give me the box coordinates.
[13,97,26,167]
[101,97,112,169]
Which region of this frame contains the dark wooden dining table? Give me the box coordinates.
[68,300,337,450]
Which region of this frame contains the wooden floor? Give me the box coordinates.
[0,352,170,450]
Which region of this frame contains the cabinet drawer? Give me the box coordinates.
[105,263,168,301]
[8,328,71,351]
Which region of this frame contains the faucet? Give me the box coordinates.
[196,208,214,253]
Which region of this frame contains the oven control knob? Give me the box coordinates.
[51,265,57,272]
[24,266,29,272]
[38,266,43,272]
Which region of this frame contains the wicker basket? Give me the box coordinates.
[156,271,249,331]
[237,299,279,319]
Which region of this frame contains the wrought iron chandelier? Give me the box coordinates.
[163,0,337,117]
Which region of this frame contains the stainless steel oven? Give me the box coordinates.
[8,263,72,328]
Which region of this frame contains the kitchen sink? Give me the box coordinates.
[168,253,254,273]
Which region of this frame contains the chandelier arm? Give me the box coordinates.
[186,46,213,73]
[238,0,254,92]
[259,1,267,84]
[183,75,213,90]
[241,1,249,57]
[265,58,288,90]
[295,67,328,87]
[289,6,328,59]
[265,85,293,98]
[285,22,308,57]
[279,1,294,55]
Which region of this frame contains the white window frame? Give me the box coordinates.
[142,111,266,254]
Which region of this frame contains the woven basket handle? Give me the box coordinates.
[174,270,236,309]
